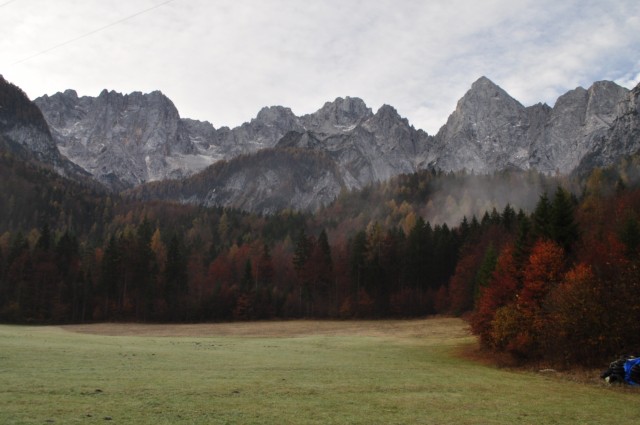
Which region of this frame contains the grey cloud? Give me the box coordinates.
[1,0,639,134]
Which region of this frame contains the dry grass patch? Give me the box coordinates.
[61,317,470,340]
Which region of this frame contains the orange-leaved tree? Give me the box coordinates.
[470,244,519,348]
[505,239,564,358]
[541,263,606,365]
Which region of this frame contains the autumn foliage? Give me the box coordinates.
[4,143,640,366]
[469,184,640,365]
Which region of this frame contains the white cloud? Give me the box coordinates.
[1,0,639,134]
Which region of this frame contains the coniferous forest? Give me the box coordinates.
[3,144,640,366]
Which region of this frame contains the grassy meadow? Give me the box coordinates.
[1,318,639,424]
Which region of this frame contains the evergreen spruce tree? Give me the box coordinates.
[532,192,552,240]
[551,187,578,252]
[459,216,470,242]
[619,216,640,259]
[474,244,498,298]
[256,244,273,287]
[513,214,532,269]
[101,235,122,317]
[501,204,516,230]
[35,223,51,252]
[292,229,312,273]
[241,259,253,291]
[165,234,188,317]
[317,229,333,273]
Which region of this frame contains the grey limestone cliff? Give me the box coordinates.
[33,76,640,213]
[128,97,434,213]
[576,82,640,174]
[0,76,88,180]
[431,77,631,175]
[35,92,431,195]
[35,89,207,190]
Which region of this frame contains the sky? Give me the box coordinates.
[1,0,639,134]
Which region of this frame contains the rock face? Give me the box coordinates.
[0,75,88,180]
[33,76,640,213]
[128,100,433,214]
[130,148,347,214]
[576,82,640,174]
[36,92,432,194]
[431,77,632,174]
[278,104,430,189]
[300,96,373,133]
[35,89,215,190]
[431,77,534,173]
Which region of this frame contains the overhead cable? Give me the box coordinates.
[11,0,178,65]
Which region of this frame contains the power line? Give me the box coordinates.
[0,0,19,8]
[11,0,179,66]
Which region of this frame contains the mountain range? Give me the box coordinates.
[2,74,639,213]
[0,76,90,183]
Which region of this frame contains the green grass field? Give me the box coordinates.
[1,318,638,424]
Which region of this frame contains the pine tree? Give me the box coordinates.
[101,235,122,318]
[474,244,498,298]
[619,216,640,259]
[256,243,275,288]
[292,229,312,273]
[165,234,188,318]
[349,230,368,295]
[241,259,253,291]
[133,218,156,320]
[513,214,532,270]
[551,187,579,252]
[459,216,470,241]
[35,223,51,252]
[317,229,333,274]
[532,192,552,240]
[501,204,516,230]
[404,217,430,289]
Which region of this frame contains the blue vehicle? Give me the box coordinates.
[601,357,640,385]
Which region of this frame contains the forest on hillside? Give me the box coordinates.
[2,147,640,365]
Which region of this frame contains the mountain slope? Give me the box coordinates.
[126,99,433,213]
[35,89,209,190]
[32,76,640,214]
[574,82,640,175]
[431,77,631,174]
[128,148,346,214]
[35,92,432,195]
[0,75,88,181]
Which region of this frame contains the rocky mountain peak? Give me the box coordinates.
[253,106,299,129]
[35,87,193,189]
[303,96,373,132]
[432,77,633,175]
[62,89,78,99]
[471,75,498,88]
[371,104,407,125]
[437,77,526,141]
[548,81,628,142]
[28,75,640,214]
[586,80,629,120]
[361,104,413,140]
[457,76,524,117]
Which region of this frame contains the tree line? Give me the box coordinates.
[469,181,640,366]
[3,144,640,365]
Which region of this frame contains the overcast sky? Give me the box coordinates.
[1,0,639,134]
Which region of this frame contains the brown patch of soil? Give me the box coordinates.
[60,317,470,339]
